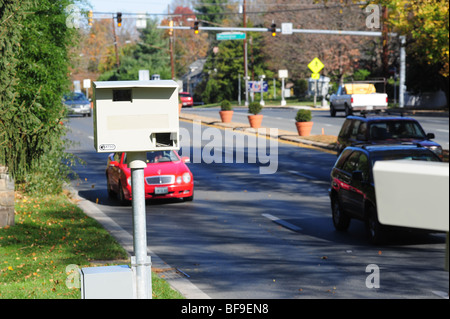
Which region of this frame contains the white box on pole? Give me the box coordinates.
[373,160,449,232]
[93,80,180,153]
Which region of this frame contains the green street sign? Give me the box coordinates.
[216,32,246,41]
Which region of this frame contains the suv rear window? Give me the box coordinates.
[368,121,426,140]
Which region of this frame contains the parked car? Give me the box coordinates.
[63,92,91,117]
[329,83,388,117]
[336,115,443,159]
[106,151,194,203]
[329,144,441,243]
[179,92,194,107]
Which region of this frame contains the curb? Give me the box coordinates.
[67,186,211,299]
[179,112,339,154]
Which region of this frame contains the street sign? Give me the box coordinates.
[281,23,293,35]
[278,69,288,78]
[248,81,268,92]
[216,32,246,41]
[308,57,324,74]
[311,73,320,80]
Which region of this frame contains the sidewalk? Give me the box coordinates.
[179,110,339,154]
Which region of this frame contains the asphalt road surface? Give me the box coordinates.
[182,107,449,150]
[65,115,448,299]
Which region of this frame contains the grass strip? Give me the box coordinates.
[0,192,184,299]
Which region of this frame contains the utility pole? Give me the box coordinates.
[112,13,120,68]
[243,0,249,106]
[382,6,389,77]
[169,21,175,79]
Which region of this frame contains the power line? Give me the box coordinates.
[91,2,366,18]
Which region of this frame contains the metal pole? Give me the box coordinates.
[245,43,249,106]
[260,76,265,106]
[399,36,406,108]
[128,152,151,299]
[273,78,276,99]
[243,0,248,107]
[281,78,286,106]
[112,14,120,68]
[238,75,241,106]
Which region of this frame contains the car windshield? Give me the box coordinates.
[146,150,179,163]
[179,93,191,98]
[368,121,426,140]
[64,92,88,102]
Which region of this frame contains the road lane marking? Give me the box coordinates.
[262,213,302,232]
[288,170,316,180]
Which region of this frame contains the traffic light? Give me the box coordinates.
[270,23,276,37]
[117,12,122,27]
[88,10,93,26]
[194,21,199,34]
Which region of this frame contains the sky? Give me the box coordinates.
[87,0,173,16]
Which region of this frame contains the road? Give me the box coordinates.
[66,115,448,299]
[182,107,449,150]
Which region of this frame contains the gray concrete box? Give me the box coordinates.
[80,265,135,299]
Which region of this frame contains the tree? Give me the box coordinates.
[264,0,378,83]
[317,0,449,104]
[160,6,209,77]
[0,0,78,192]
[198,26,273,103]
[194,0,232,26]
[98,18,171,81]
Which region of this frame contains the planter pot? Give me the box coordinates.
[219,110,234,123]
[295,121,314,136]
[248,114,263,129]
[178,103,182,113]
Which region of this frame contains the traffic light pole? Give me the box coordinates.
[158,25,405,107]
[112,14,120,68]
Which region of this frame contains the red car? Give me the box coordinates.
[179,92,194,107]
[106,151,194,203]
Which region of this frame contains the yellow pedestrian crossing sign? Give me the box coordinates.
[308,57,324,74]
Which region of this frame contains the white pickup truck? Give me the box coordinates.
[329,83,388,117]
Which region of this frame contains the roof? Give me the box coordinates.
[347,144,434,154]
[346,115,417,122]
[94,80,179,89]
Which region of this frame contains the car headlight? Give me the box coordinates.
[428,146,443,157]
[182,172,191,183]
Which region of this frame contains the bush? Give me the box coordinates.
[295,109,312,122]
[220,100,233,111]
[248,102,263,115]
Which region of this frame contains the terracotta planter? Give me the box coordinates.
[219,110,234,123]
[295,121,314,136]
[248,114,263,129]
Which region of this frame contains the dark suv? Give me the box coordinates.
[336,115,443,159]
[329,144,441,244]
